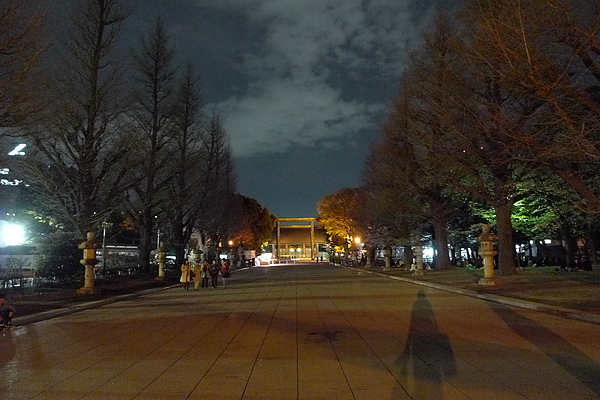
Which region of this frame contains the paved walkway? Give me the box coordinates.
[1,264,600,399]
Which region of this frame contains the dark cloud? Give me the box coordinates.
[128,0,460,216]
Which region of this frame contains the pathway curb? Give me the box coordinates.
[349,266,600,326]
[12,284,180,326]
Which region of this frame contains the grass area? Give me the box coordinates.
[4,276,176,317]
[387,266,600,314]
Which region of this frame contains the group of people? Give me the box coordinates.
[180,259,230,290]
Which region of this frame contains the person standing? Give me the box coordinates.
[0,293,15,330]
[209,259,219,288]
[192,261,202,290]
[180,259,191,290]
[201,260,210,288]
[221,260,230,289]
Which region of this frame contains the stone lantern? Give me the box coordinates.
[155,242,167,281]
[413,243,425,276]
[382,247,392,271]
[191,246,203,265]
[77,232,99,294]
[478,224,500,285]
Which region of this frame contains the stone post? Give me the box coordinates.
[478,224,500,285]
[382,248,392,271]
[413,243,425,276]
[155,241,167,280]
[365,248,373,269]
[77,232,99,294]
[192,246,203,264]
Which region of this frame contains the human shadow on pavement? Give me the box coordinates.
[490,302,600,396]
[394,290,457,399]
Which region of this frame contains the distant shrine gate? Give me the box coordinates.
[270,218,328,260]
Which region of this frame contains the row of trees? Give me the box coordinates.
[319,0,600,275]
[1,0,275,275]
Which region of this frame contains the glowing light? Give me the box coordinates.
[1,222,26,246]
[8,144,26,156]
[423,247,435,260]
[228,240,233,246]
[354,237,361,244]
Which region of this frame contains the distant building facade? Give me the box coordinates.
[267,217,328,260]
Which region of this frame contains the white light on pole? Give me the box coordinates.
[0,222,26,246]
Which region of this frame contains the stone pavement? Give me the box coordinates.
[1,264,600,399]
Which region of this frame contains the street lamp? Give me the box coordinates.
[101,221,113,276]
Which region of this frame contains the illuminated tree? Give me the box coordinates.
[462,0,600,212]
[317,188,363,255]
[228,195,276,251]
[390,11,543,275]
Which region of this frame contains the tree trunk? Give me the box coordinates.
[403,245,413,269]
[563,230,578,270]
[431,218,451,270]
[138,208,154,274]
[587,220,600,265]
[494,201,517,276]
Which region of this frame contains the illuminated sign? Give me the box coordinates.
[1,179,22,186]
[8,144,26,156]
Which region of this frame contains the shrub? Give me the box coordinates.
[35,232,83,282]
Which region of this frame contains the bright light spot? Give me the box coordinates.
[1,222,26,246]
[354,237,361,244]
[8,144,26,156]
[228,240,233,246]
[544,239,552,244]
[423,247,434,260]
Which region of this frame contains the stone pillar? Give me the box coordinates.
[413,243,425,276]
[77,232,99,294]
[365,248,373,269]
[155,241,167,280]
[310,220,315,260]
[382,248,392,271]
[478,224,500,285]
[276,220,281,259]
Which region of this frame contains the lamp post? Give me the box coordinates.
[101,221,113,276]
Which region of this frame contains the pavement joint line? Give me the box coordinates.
[12,265,600,328]
[12,284,180,326]
[348,266,600,326]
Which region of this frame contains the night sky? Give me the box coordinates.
[74,0,459,218]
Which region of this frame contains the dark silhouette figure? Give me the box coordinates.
[490,302,600,396]
[394,290,457,399]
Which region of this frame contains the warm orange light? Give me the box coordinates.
[228,240,233,246]
[354,237,361,244]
